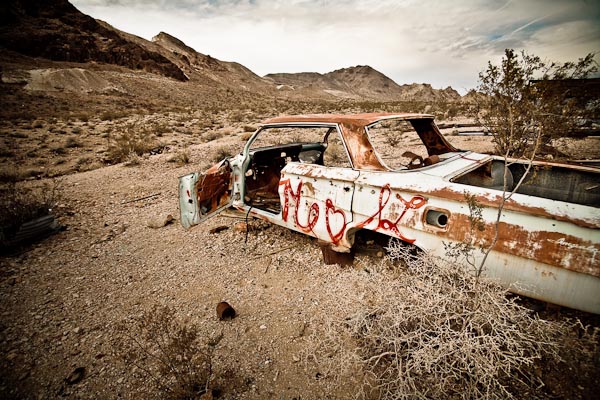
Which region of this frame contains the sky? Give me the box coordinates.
[70,0,600,94]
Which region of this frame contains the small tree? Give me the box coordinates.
[470,50,597,278]
[477,49,597,158]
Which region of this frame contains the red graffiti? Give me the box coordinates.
[356,184,426,243]
[278,180,424,245]
[325,199,347,244]
[280,179,319,232]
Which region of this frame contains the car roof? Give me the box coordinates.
[261,112,434,127]
[258,112,456,171]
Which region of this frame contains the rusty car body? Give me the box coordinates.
[179,113,600,313]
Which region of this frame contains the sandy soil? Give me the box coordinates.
[1,130,599,399]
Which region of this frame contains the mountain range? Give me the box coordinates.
[0,0,462,102]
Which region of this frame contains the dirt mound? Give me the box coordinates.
[24,68,122,93]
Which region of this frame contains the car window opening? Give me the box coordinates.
[244,125,351,214]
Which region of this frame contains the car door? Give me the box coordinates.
[279,162,359,248]
[179,159,233,229]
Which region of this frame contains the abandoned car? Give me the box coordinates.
[179,113,600,314]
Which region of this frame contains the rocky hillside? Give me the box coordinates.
[150,32,273,93]
[0,0,461,102]
[397,83,461,102]
[0,0,187,81]
[266,65,462,102]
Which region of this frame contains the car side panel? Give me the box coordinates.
[277,163,359,250]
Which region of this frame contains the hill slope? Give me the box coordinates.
[0,0,461,102]
[0,0,187,81]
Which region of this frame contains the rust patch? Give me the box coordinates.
[319,241,355,266]
[410,119,458,155]
[447,213,600,278]
[541,270,557,279]
[195,163,232,214]
[262,112,433,126]
[413,186,598,229]
[340,122,387,171]
[302,181,315,197]
[216,302,236,320]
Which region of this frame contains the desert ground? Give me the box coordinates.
[1,0,599,397]
[1,89,599,399]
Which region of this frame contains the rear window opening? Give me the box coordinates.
[454,159,600,207]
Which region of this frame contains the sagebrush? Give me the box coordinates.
[106,124,159,163]
[307,239,572,399]
[114,305,214,399]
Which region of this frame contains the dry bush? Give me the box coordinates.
[167,150,191,166]
[202,130,223,142]
[75,156,99,172]
[229,110,245,123]
[123,151,142,167]
[9,131,28,139]
[240,132,253,141]
[477,49,597,157]
[323,140,349,167]
[65,137,82,148]
[153,121,171,137]
[211,146,232,163]
[0,177,60,244]
[106,125,159,163]
[113,305,214,399]
[308,239,570,400]
[52,146,67,155]
[100,110,128,121]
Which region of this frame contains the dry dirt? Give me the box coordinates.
[1,5,599,396]
[1,126,599,399]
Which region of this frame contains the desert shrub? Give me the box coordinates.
[52,146,67,155]
[75,156,96,171]
[229,110,245,123]
[203,130,223,142]
[9,131,28,139]
[100,110,128,121]
[323,140,349,167]
[478,49,597,157]
[106,125,158,163]
[0,178,60,243]
[308,239,569,399]
[153,122,170,136]
[243,125,256,132]
[113,305,215,399]
[122,151,142,167]
[167,150,190,166]
[211,146,232,163]
[65,137,81,148]
[0,148,15,157]
[240,132,253,141]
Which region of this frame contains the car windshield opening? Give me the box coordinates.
[366,119,429,170]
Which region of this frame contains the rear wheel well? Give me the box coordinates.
[349,229,423,257]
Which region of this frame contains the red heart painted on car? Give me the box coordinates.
[325,199,347,244]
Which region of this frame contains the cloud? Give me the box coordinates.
[71,0,600,92]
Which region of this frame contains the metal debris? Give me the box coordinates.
[216,301,236,320]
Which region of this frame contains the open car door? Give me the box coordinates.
[179,159,233,229]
